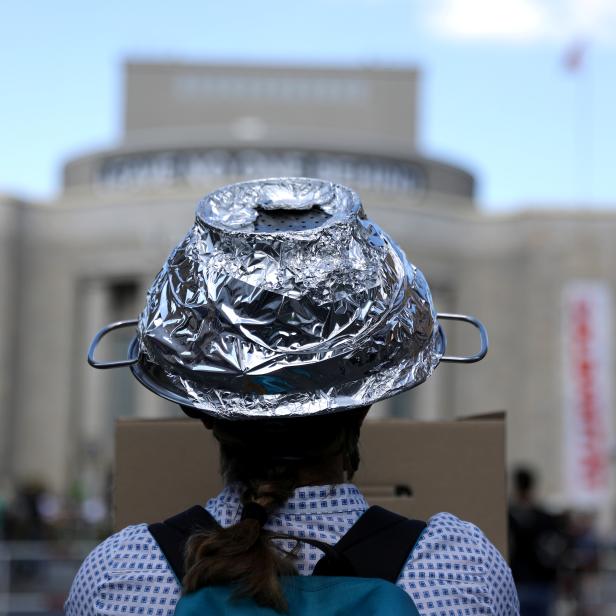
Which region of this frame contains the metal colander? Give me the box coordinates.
[88,178,487,419]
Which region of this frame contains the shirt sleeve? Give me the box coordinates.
[65,523,181,616]
[397,512,520,616]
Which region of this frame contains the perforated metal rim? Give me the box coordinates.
[253,208,332,232]
[196,177,362,234]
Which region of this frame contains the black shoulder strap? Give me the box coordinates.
[312,506,427,583]
[148,504,425,585]
[148,506,218,582]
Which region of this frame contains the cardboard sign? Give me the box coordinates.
[115,415,507,556]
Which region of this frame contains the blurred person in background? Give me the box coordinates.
[560,511,600,615]
[4,481,54,541]
[0,484,9,541]
[509,467,567,616]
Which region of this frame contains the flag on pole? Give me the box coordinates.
[563,41,587,72]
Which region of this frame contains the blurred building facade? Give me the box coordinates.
[1,62,615,525]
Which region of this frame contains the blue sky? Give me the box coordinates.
[1,0,615,211]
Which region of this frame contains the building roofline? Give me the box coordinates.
[123,58,420,78]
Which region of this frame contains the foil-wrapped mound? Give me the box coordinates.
[135,178,443,418]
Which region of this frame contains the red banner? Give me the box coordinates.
[563,281,613,506]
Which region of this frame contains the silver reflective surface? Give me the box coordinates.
[137,178,441,418]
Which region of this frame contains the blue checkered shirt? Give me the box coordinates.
[66,483,519,615]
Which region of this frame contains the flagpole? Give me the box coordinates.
[565,41,592,207]
[578,52,592,207]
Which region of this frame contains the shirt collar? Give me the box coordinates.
[207,482,368,516]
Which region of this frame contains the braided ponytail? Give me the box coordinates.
[182,407,368,613]
[183,478,297,611]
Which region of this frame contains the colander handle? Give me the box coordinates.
[87,319,139,369]
[437,313,489,363]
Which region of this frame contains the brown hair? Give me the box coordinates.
[182,407,368,612]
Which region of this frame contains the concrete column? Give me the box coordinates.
[13,260,76,494]
[412,365,451,421]
[79,280,112,500]
[0,200,19,495]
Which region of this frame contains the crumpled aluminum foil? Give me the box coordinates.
[136,178,442,418]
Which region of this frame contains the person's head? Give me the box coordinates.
[513,466,536,501]
[181,405,370,612]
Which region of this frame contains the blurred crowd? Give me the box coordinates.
[509,468,610,615]
[1,479,111,543]
[0,480,109,614]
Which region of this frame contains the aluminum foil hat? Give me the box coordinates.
[88,178,488,419]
